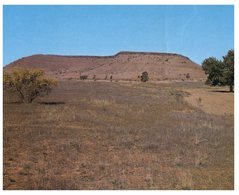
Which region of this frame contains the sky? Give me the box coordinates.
[3,5,234,65]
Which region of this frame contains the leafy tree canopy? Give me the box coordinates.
[202,49,234,92]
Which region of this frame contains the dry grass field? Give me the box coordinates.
[3,81,234,190]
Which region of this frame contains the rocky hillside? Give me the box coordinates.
[4,51,206,81]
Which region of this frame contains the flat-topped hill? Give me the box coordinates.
[4,51,206,81]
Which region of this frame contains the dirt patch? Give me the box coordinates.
[184,87,234,115]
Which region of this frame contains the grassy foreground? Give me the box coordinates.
[3,81,234,190]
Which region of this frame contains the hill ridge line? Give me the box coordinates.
[19,51,190,60]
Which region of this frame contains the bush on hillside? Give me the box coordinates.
[141,71,149,82]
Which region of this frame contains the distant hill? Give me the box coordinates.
[4,51,206,81]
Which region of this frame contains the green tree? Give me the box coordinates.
[3,68,57,103]
[141,71,149,82]
[202,57,225,86]
[202,49,234,92]
[223,49,234,92]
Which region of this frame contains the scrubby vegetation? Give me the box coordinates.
[186,73,190,79]
[80,75,88,80]
[141,71,149,82]
[3,68,57,103]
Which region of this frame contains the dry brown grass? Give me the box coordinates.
[184,86,234,115]
[3,81,234,190]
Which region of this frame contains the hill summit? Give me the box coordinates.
[4,51,206,81]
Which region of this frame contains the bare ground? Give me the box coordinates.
[3,81,234,190]
[184,86,234,115]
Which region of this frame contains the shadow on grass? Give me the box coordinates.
[208,90,233,93]
[4,101,22,104]
[38,101,65,105]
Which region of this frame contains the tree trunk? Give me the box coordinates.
[229,85,233,92]
[18,93,24,103]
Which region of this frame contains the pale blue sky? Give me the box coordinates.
[3,5,234,65]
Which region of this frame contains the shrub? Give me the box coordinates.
[141,71,149,82]
[186,73,190,79]
[80,75,88,80]
[3,68,57,103]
